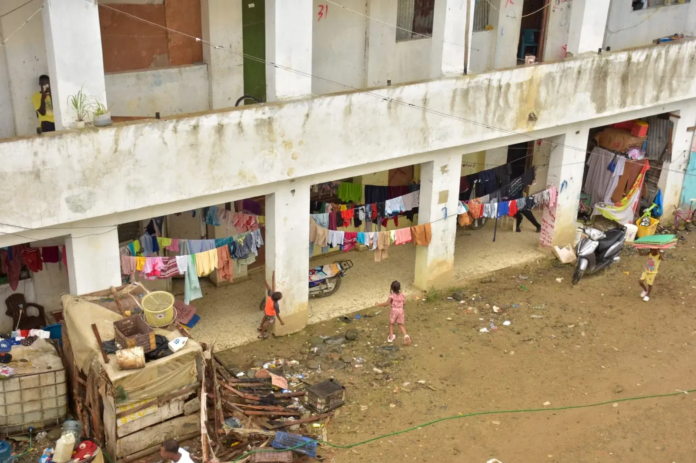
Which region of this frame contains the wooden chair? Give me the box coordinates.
[5,293,46,331]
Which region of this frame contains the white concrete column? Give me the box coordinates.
[491,0,523,69]
[42,0,107,130]
[201,0,244,109]
[0,20,15,138]
[265,182,310,335]
[485,146,508,168]
[431,0,473,76]
[657,103,696,222]
[567,0,610,56]
[65,228,121,295]
[265,0,312,102]
[414,151,463,290]
[543,128,589,247]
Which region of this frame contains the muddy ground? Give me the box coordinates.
[217,234,696,463]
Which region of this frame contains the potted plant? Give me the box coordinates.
[67,87,91,128]
[93,101,112,127]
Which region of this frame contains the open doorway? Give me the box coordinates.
[517,0,547,64]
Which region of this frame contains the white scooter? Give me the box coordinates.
[572,226,627,284]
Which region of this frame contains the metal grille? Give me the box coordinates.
[396,0,435,41]
[473,0,490,32]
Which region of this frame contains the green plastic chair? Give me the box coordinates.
[519,28,539,60]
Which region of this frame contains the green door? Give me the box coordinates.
[242,1,266,104]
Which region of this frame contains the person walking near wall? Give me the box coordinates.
[32,75,55,133]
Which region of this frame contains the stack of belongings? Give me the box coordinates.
[632,234,677,250]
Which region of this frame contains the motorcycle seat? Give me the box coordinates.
[596,228,624,255]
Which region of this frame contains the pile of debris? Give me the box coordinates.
[202,348,345,462]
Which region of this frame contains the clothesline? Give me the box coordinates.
[310,186,557,262]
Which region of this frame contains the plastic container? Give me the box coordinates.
[53,432,75,463]
[141,292,175,327]
[61,419,82,442]
[636,216,659,238]
[624,223,638,242]
[44,323,62,340]
[0,440,12,463]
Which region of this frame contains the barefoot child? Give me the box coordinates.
[258,271,284,339]
[638,248,662,302]
[377,281,411,345]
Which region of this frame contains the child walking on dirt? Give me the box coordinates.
[258,271,284,339]
[377,281,411,345]
[638,248,663,302]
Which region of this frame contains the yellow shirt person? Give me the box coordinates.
[32,75,55,132]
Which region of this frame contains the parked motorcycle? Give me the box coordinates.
[309,260,353,298]
[572,226,627,285]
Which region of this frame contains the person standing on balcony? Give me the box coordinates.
[32,75,55,133]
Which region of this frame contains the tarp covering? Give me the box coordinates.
[62,295,201,405]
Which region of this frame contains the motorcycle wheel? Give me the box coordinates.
[310,276,342,298]
[469,217,487,230]
[572,265,584,285]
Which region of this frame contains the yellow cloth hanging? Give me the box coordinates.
[195,249,218,277]
[135,257,146,271]
[157,237,172,248]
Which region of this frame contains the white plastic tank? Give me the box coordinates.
[624,223,638,242]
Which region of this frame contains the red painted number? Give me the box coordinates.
[318,4,328,21]
[505,0,514,6]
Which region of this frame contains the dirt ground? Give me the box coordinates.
[216,233,696,462]
[179,215,545,349]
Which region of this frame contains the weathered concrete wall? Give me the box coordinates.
[604,2,690,52]
[1,41,696,236]
[312,0,367,95]
[470,30,495,74]
[104,64,209,117]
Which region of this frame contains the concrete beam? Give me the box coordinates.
[1,41,696,235]
[65,227,121,295]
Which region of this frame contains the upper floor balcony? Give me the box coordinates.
[1,37,695,242]
[0,0,694,140]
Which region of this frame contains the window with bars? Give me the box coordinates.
[396,0,436,42]
[473,0,490,32]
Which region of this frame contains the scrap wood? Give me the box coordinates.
[90,324,109,363]
[235,404,296,412]
[274,391,305,399]
[229,428,277,438]
[268,412,333,430]
[110,286,126,316]
[221,382,261,401]
[242,410,302,417]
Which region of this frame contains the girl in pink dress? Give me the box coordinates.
[377,281,411,345]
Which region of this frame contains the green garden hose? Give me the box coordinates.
[232,387,696,461]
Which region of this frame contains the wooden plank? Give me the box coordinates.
[687,126,696,132]
[91,324,109,363]
[116,413,199,457]
[117,431,199,463]
[117,400,186,437]
[242,410,301,417]
[115,384,197,419]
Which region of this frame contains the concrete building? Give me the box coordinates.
[0,0,695,344]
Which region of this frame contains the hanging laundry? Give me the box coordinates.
[214,237,234,248]
[337,182,363,203]
[497,201,509,218]
[394,228,412,245]
[232,234,254,260]
[328,230,345,248]
[385,196,406,216]
[205,206,221,226]
[250,229,264,256]
[340,208,354,227]
[411,223,432,246]
[158,257,180,279]
[312,213,329,229]
[157,237,172,249]
[175,255,189,274]
[315,226,329,248]
[374,231,390,262]
[508,199,518,217]
[135,257,146,271]
[343,232,358,252]
[21,248,43,272]
[189,240,216,253]
[365,185,389,204]
[179,240,191,256]
[61,245,67,275]
[0,246,23,291]
[309,218,318,243]
[328,211,338,230]
[195,249,218,277]
[184,255,202,305]
[217,245,234,282]
[41,246,60,264]
[121,255,136,278]
[140,233,154,255]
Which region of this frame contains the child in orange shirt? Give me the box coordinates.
[258,271,284,339]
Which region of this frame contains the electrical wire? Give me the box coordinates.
[0,0,35,18]
[231,387,696,461]
[0,2,44,47]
